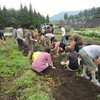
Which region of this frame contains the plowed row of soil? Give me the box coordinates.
[43,54,100,100]
[30,38,100,100]
[1,38,100,100]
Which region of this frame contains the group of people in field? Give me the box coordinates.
[0,25,100,87]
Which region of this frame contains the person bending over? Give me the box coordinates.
[51,39,66,55]
[79,45,100,87]
[61,48,79,71]
[32,47,56,75]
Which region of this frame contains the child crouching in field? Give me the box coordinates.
[61,48,79,71]
[51,39,66,55]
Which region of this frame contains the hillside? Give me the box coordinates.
[50,10,82,21]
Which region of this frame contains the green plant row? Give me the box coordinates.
[54,28,100,38]
[70,29,100,38]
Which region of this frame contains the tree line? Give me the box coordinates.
[0,3,50,28]
[64,7,100,21]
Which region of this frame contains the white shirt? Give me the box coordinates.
[17,28,23,39]
[61,27,66,36]
[83,45,100,59]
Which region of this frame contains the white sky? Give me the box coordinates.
[0,0,100,17]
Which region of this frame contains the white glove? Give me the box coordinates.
[23,39,25,41]
[3,41,6,45]
[34,39,37,42]
[51,49,53,51]
[67,46,71,48]
[52,66,56,69]
[61,62,64,65]
[57,53,59,55]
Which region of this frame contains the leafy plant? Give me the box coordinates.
[97,95,100,98]
[27,92,49,100]
[0,38,51,100]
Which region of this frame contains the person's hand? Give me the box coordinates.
[34,39,37,42]
[61,61,64,65]
[52,66,56,69]
[23,39,25,41]
[51,49,53,51]
[67,46,71,48]
[3,41,6,45]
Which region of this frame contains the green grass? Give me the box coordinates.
[0,38,51,100]
[97,95,100,99]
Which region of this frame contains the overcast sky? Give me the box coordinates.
[0,0,100,17]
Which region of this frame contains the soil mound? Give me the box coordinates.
[43,55,100,100]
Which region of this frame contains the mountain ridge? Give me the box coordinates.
[50,10,83,21]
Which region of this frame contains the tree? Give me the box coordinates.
[0,7,3,27]
[29,3,33,26]
[64,13,68,21]
[46,15,49,24]
[0,4,47,28]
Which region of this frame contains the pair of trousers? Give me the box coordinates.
[61,36,66,45]
[17,38,23,51]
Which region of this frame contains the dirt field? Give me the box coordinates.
[1,37,100,100]
[43,54,100,100]
[38,38,100,100]
[22,39,100,100]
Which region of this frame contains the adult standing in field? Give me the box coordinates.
[59,26,67,46]
[32,47,56,75]
[79,45,100,87]
[25,26,37,57]
[13,26,17,44]
[45,26,55,46]
[50,24,54,34]
[0,27,6,51]
[37,27,42,43]
[16,26,25,51]
[50,24,55,43]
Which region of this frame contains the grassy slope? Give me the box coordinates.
[0,38,52,100]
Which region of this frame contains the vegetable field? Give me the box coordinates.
[0,32,100,100]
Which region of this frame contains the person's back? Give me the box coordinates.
[32,51,41,61]
[71,33,82,42]
[67,52,79,70]
[17,28,23,39]
[0,27,5,41]
[25,31,33,45]
[82,45,100,59]
[0,27,6,51]
[61,48,79,71]
[32,52,52,72]
[13,28,17,38]
[0,31,4,40]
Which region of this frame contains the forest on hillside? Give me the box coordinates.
[52,7,100,28]
[0,3,50,28]
[64,7,100,21]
